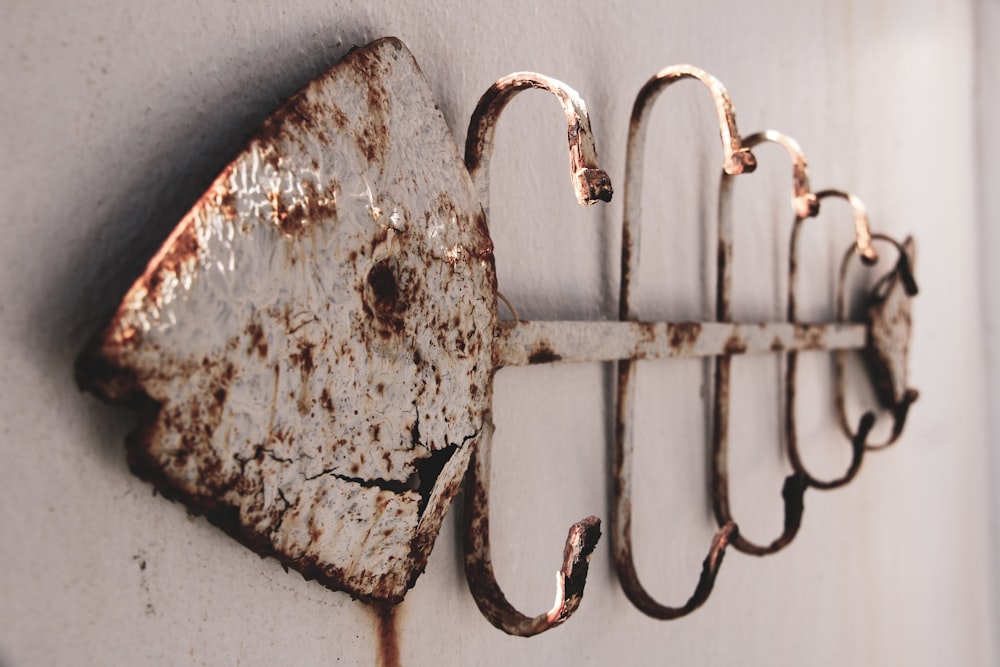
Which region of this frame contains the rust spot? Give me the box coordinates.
[319,387,334,412]
[277,201,308,236]
[246,321,268,359]
[770,336,784,352]
[369,262,400,313]
[716,239,730,320]
[723,336,747,355]
[528,342,561,365]
[636,322,657,344]
[331,103,349,129]
[348,48,391,165]
[290,344,315,416]
[364,258,417,340]
[219,189,237,220]
[794,324,825,350]
[668,322,702,350]
[272,180,337,238]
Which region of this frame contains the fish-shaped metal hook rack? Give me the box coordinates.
[78,36,917,637]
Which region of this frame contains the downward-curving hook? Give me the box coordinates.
[465,72,613,219]
[613,67,752,618]
[835,231,919,450]
[463,73,611,635]
[742,130,818,219]
[622,66,756,317]
[782,155,881,489]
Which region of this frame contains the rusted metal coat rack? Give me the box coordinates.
[77,37,918,638]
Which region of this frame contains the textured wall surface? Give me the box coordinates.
[1,0,996,665]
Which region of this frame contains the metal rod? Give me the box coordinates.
[494,320,867,368]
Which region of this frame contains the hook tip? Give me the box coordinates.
[901,264,919,296]
[574,168,613,205]
[560,515,601,595]
[725,148,757,175]
[858,411,877,437]
[805,194,821,217]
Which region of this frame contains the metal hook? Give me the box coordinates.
[612,67,753,618]
[742,130,818,219]
[835,233,919,450]
[714,139,808,557]
[779,157,880,489]
[615,376,737,616]
[463,72,610,635]
[463,422,602,637]
[622,66,756,316]
[465,72,613,219]
[812,190,878,265]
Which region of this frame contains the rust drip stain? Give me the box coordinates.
[372,604,401,667]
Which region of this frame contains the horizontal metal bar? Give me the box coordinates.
[494,320,868,368]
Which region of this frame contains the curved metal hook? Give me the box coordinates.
[463,421,601,636]
[742,130,818,219]
[812,189,878,264]
[711,352,808,555]
[465,72,613,219]
[615,342,736,618]
[614,362,737,616]
[463,73,611,635]
[612,66,753,615]
[714,139,808,556]
[622,65,755,320]
[785,181,882,489]
[835,233,919,450]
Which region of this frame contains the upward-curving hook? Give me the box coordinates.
[465,72,613,218]
[463,72,610,636]
[613,66,750,619]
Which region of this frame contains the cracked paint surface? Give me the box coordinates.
[79,38,497,603]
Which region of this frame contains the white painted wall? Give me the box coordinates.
[2,1,995,664]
